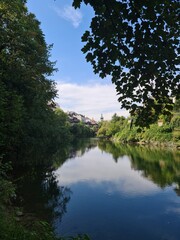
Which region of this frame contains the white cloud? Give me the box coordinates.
[56,81,129,121]
[53,5,82,28]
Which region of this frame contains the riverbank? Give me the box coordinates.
[111,125,180,150]
[97,115,180,150]
[112,138,180,150]
[0,181,90,240]
[137,140,180,149]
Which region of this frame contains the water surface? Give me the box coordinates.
[53,140,180,240]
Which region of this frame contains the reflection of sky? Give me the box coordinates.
[165,195,180,215]
[55,147,160,197]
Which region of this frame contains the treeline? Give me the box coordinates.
[0,1,91,239]
[98,102,180,146]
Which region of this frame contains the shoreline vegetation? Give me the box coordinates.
[100,136,180,150]
[97,110,180,150]
[114,139,180,150]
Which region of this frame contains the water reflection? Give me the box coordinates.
[56,140,180,197]
[14,139,180,240]
[15,166,71,224]
[98,141,180,192]
[56,148,160,197]
[13,139,97,225]
[54,140,180,240]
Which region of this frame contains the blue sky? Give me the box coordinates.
[27,0,129,120]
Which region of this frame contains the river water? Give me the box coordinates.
[16,139,180,240]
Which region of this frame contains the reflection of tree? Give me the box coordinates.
[129,149,180,189]
[98,140,180,195]
[67,138,98,160]
[42,172,71,223]
[75,138,97,151]
[14,166,71,225]
[98,140,125,162]
[13,139,99,226]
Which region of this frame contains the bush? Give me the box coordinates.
[171,116,180,129]
[115,126,140,142]
[0,212,90,240]
[141,124,173,142]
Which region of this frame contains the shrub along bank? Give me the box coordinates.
[97,114,180,147]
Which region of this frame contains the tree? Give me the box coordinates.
[173,98,180,112]
[97,114,126,137]
[73,0,179,126]
[0,0,58,160]
[111,113,120,122]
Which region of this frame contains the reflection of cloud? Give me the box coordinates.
[53,5,82,28]
[56,82,129,121]
[166,207,180,214]
[55,147,160,197]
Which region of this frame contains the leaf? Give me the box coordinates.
[73,0,180,126]
[72,0,82,9]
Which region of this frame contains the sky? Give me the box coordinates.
[27,0,129,121]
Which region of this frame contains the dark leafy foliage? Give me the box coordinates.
[73,0,180,126]
[70,123,95,138]
[0,0,71,161]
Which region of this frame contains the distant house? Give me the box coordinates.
[91,119,98,126]
[66,111,98,127]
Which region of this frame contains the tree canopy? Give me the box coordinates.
[0,0,70,161]
[73,0,180,125]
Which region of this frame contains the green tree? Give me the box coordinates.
[111,113,120,122]
[173,98,180,113]
[97,121,109,137]
[70,122,95,138]
[97,115,126,137]
[73,0,179,125]
[0,0,58,161]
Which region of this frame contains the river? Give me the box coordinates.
[16,139,180,240]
